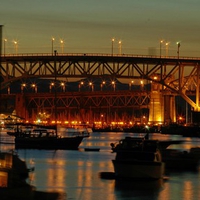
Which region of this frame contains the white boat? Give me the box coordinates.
[110,137,165,180]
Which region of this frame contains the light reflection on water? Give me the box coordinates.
[1,131,200,199]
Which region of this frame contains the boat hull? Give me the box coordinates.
[15,136,84,150]
[112,160,165,180]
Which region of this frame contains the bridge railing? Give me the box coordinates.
[1,53,200,60]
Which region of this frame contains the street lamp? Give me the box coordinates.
[13,41,18,54]
[101,81,106,91]
[4,39,7,56]
[129,80,134,90]
[177,42,181,59]
[52,37,55,55]
[49,82,55,92]
[21,83,26,93]
[111,38,115,55]
[89,82,94,91]
[79,81,84,91]
[160,40,164,58]
[165,42,169,57]
[31,83,37,93]
[60,82,65,92]
[118,40,122,55]
[111,81,116,91]
[60,39,64,54]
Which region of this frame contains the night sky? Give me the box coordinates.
[1,0,200,56]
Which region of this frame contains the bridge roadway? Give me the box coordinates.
[1,53,200,111]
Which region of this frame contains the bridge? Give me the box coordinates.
[1,53,200,125]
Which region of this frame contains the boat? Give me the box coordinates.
[0,150,65,199]
[84,148,100,152]
[160,123,200,137]
[13,125,90,150]
[110,136,165,180]
[161,146,200,170]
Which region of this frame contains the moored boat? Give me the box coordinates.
[110,137,165,180]
[161,146,200,170]
[12,124,90,150]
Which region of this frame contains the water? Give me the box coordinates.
[1,131,200,200]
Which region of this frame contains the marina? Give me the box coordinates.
[1,130,200,200]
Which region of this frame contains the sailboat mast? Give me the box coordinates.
[54,50,58,136]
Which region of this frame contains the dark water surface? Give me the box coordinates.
[1,131,200,200]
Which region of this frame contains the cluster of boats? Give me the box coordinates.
[2,123,200,196]
[110,134,200,180]
[1,123,91,199]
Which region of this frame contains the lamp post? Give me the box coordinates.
[52,37,55,55]
[177,42,181,59]
[4,39,7,56]
[49,82,54,92]
[101,81,106,91]
[31,84,37,93]
[129,80,134,90]
[118,40,122,55]
[112,81,116,91]
[160,40,164,58]
[111,38,114,55]
[89,82,94,91]
[165,42,169,57]
[13,41,18,54]
[61,82,65,92]
[79,81,84,91]
[60,39,64,54]
[21,83,26,93]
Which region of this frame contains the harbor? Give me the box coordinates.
[1,130,200,200]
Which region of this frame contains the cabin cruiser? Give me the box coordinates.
[110,137,165,180]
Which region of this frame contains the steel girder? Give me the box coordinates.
[1,54,200,110]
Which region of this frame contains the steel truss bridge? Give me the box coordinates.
[0,53,200,123]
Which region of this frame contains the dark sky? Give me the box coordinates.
[1,0,200,57]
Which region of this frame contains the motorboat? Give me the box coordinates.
[110,136,165,180]
[161,146,200,170]
[13,126,90,150]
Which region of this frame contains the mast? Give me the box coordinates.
[54,50,58,136]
